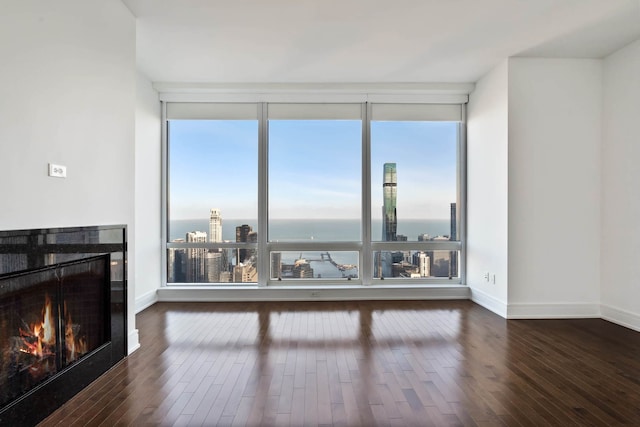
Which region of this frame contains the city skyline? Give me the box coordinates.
[168,201,458,282]
[168,167,458,282]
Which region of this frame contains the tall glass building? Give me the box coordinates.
[376,163,398,278]
[450,202,458,278]
[382,163,397,242]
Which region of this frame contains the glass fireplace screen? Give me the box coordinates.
[0,255,109,408]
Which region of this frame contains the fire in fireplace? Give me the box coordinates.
[13,293,58,392]
[0,224,126,426]
[0,255,108,410]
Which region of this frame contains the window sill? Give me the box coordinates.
[157,284,470,302]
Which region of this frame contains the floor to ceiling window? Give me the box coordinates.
[166,103,259,284]
[165,101,465,286]
[267,104,362,282]
[370,104,461,281]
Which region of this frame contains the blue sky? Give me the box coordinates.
[169,119,457,221]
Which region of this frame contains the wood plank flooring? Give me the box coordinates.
[39,300,640,426]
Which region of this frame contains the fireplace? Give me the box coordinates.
[0,225,127,426]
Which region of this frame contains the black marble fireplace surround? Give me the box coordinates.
[0,225,127,426]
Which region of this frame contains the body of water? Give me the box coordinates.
[170,218,452,242]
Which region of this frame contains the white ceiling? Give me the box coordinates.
[122,0,640,84]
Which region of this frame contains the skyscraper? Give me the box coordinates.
[271,251,282,279]
[209,208,222,243]
[233,262,258,282]
[207,209,224,283]
[236,224,254,263]
[450,203,457,241]
[382,163,397,242]
[185,231,207,282]
[376,163,397,278]
[236,224,252,244]
[206,251,223,282]
[429,236,451,277]
[413,251,430,277]
[450,202,458,278]
[168,238,186,282]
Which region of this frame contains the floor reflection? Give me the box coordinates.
[155,300,467,424]
[41,300,640,426]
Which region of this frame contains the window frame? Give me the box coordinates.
[162,101,466,287]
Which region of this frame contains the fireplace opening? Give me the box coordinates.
[0,255,109,409]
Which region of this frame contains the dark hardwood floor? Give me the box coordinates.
[39,300,640,426]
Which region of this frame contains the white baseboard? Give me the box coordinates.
[128,329,140,355]
[507,303,600,319]
[157,285,470,302]
[135,289,158,313]
[601,304,640,332]
[469,287,507,318]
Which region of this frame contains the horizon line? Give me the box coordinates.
[171,217,451,221]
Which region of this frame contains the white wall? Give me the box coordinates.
[135,72,162,312]
[601,40,640,331]
[0,1,138,350]
[467,60,509,317]
[507,58,602,317]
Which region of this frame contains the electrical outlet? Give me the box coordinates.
[48,163,67,178]
[310,291,319,297]
[484,272,490,282]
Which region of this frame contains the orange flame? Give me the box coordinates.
[18,294,88,365]
[65,301,87,362]
[19,294,56,358]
